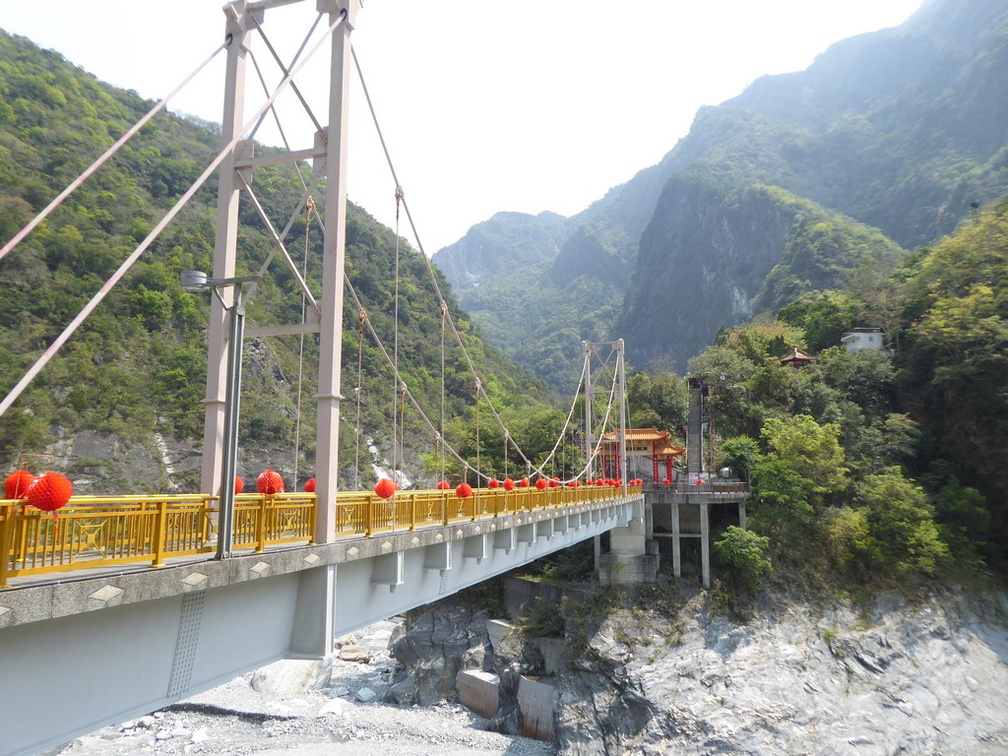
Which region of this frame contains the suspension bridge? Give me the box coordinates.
[0,3,749,754]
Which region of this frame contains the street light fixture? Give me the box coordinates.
[182,270,261,559]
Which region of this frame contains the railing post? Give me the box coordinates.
[151,499,168,568]
[0,503,13,588]
[366,496,373,537]
[308,494,317,544]
[255,495,268,552]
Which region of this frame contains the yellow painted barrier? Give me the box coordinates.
[1,484,641,588]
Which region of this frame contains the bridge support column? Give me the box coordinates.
[700,501,710,589]
[598,500,657,585]
[739,500,747,530]
[672,501,681,579]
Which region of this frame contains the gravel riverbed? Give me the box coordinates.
[56,620,554,756]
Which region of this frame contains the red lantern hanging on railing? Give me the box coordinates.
[503,478,515,491]
[535,478,548,490]
[304,477,316,492]
[26,472,73,517]
[519,478,529,488]
[235,475,244,494]
[663,478,671,486]
[488,478,499,489]
[374,478,397,500]
[456,482,473,499]
[436,480,451,490]
[4,470,34,499]
[549,478,559,488]
[257,470,285,495]
[567,480,577,487]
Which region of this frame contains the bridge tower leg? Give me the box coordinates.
[315,0,360,545]
[200,3,254,496]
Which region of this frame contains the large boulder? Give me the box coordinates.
[386,604,493,706]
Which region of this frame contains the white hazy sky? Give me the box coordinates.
[2,1,923,254]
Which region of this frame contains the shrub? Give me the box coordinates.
[713,526,773,591]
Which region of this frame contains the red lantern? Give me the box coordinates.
[696,478,703,486]
[567,480,577,487]
[596,478,605,486]
[549,478,559,488]
[663,478,671,486]
[374,478,397,499]
[488,478,500,489]
[503,478,515,491]
[234,475,244,494]
[26,472,73,515]
[5,470,34,499]
[436,480,451,490]
[257,470,285,495]
[456,482,473,499]
[518,478,529,488]
[535,478,548,490]
[304,477,316,492]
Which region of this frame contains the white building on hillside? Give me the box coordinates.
[840,328,884,352]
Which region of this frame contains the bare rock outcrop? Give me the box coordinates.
[386,604,493,706]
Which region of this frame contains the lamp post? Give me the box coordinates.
[182,270,261,559]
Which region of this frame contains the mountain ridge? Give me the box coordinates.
[433,0,1008,382]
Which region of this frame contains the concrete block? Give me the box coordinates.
[518,675,557,741]
[456,670,500,719]
[486,619,514,653]
[535,637,564,675]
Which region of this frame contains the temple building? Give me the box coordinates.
[599,427,685,483]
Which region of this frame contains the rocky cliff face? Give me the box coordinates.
[385,585,1008,754]
[554,588,1008,754]
[619,176,901,371]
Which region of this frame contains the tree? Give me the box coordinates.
[720,435,759,481]
[760,414,849,506]
[853,468,948,575]
[627,371,688,431]
[778,289,860,352]
[713,526,773,591]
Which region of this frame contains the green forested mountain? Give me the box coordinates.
[0,30,553,492]
[435,0,1008,378]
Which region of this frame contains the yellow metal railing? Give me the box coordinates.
[1,483,640,588]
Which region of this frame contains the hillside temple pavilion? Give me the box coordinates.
[600,427,686,483]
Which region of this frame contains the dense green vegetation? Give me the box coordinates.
[0,30,563,490]
[686,196,1008,582]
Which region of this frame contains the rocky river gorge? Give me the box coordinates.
[57,582,1008,755]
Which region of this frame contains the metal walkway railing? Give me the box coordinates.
[0,484,641,588]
